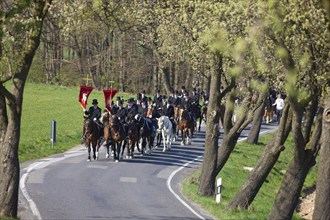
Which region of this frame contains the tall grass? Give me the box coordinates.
[19,83,133,162]
[182,134,317,219]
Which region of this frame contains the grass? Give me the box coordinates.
[18,83,134,162]
[182,134,317,219]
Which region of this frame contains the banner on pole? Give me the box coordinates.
[103,89,118,111]
[78,86,94,109]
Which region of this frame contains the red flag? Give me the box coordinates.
[78,86,93,109]
[103,89,118,111]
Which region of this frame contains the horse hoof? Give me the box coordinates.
[115,160,119,163]
[106,154,109,159]
[163,148,166,152]
[87,159,91,162]
[181,142,184,146]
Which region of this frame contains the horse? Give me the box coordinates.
[157,116,175,152]
[126,120,139,159]
[176,106,194,145]
[134,114,155,155]
[102,112,113,159]
[108,115,127,162]
[83,117,102,161]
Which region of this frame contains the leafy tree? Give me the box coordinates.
[0,0,51,217]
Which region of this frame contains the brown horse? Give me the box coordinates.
[126,121,139,159]
[109,115,127,162]
[83,117,102,161]
[176,106,194,145]
[102,112,112,159]
[264,106,273,124]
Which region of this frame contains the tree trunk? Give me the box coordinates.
[313,94,330,220]
[247,100,265,144]
[161,66,173,94]
[198,53,222,196]
[228,104,292,209]
[0,1,49,217]
[269,104,322,219]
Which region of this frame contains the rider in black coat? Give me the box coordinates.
[116,101,127,125]
[138,100,148,118]
[126,98,139,123]
[82,99,103,142]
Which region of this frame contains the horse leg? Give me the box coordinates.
[96,141,101,160]
[181,129,185,146]
[142,138,146,155]
[92,143,97,160]
[87,144,91,162]
[187,129,192,145]
[105,140,110,158]
[162,129,166,152]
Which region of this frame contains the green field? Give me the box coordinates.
[19,83,133,162]
[182,134,317,219]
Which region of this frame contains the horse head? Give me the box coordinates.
[109,115,120,127]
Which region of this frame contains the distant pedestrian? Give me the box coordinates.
[273,94,284,123]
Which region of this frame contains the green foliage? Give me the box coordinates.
[182,134,316,219]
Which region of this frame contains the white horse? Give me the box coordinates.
[157,116,175,152]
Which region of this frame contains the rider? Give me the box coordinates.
[116,100,127,125]
[153,89,162,107]
[82,99,103,142]
[126,98,139,123]
[162,100,176,134]
[138,100,148,117]
[181,93,195,124]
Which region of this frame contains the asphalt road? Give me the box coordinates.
[18,122,278,220]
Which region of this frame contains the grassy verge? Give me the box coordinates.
[19,83,133,162]
[182,134,317,219]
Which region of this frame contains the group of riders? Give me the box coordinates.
[82,86,209,144]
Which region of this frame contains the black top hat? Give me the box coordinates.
[148,97,152,101]
[182,86,186,90]
[118,100,123,105]
[116,97,121,101]
[128,98,134,103]
[92,99,98,104]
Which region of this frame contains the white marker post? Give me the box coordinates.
[216,177,222,204]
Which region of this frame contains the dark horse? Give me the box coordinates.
[108,115,127,162]
[83,117,102,161]
[135,114,155,155]
[126,120,139,159]
[176,106,194,145]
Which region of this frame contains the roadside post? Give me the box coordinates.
[216,177,222,204]
[50,120,56,148]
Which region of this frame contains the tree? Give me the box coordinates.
[0,0,51,217]
[313,91,330,219]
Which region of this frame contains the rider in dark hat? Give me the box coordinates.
[126,98,139,123]
[82,99,103,143]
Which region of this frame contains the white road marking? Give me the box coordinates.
[86,165,108,169]
[119,177,137,183]
[20,166,43,220]
[166,155,205,220]
[166,126,277,220]
[20,148,84,220]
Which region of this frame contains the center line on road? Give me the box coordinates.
[120,177,137,183]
